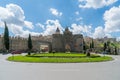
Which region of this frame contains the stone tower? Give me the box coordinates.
[63,27,73,52]
[72,34,83,52]
[56,27,60,34]
[52,28,64,52]
[52,27,83,53]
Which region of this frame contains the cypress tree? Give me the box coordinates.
[106,41,111,54]
[106,41,110,47]
[3,22,9,52]
[83,39,86,54]
[103,42,107,51]
[91,39,94,48]
[28,34,33,55]
[90,43,92,49]
[115,46,118,55]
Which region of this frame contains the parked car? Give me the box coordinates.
[11,50,22,54]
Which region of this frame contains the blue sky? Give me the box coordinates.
[0,0,120,40]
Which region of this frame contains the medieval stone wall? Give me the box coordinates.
[0,28,83,53]
[0,35,52,52]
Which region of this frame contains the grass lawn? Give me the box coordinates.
[7,53,113,63]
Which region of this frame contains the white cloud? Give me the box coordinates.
[92,26,113,39]
[42,19,64,35]
[0,4,39,37]
[4,23,40,38]
[92,5,120,39]
[2,4,25,25]
[0,20,4,28]
[9,24,23,34]
[76,17,83,21]
[70,23,92,36]
[36,23,45,30]
[105,33,112,38]
[20,30,41,38]
[116,37,120,41]
[24,21,34,29]
[0,5,14,20]
[104,6,120,33]
[78,0,117,9]
[0,7,63,37]
[75,11,79,15]
[70,24,113,39]
[50,8,62,16]
[93,26,105,38]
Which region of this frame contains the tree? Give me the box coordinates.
[106,41,111,54]
[115,46,118,55]
[83,39,86,54]
[3,22,9,52]
[28,34,33,55]
[90,43,92,50]
[90,39,94,52]
[106,41,110,47]
[103,42,107,51]
[91,39,94,48]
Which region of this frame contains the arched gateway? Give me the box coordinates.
[38,41,52,53]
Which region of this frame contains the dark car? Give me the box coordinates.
[11,50,22,54]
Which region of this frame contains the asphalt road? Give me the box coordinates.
[0,54,120,80]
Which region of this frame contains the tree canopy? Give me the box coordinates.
[3,22,9,51]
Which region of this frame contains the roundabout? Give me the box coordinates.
[7,53,113,63]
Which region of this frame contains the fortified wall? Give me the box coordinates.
[0,27,83,53]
